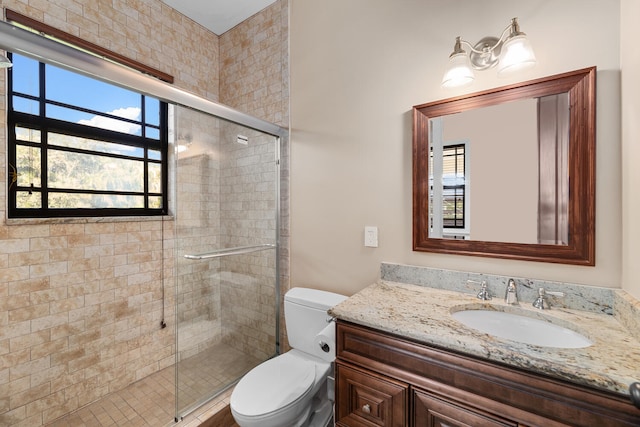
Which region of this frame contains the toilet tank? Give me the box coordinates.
[284,287,347,355]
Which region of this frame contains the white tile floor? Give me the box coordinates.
[47,345,260,427]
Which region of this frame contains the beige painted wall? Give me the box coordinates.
[621,0,640,299]
[290,0,622,296]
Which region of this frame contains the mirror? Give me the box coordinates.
[413,67,596,265]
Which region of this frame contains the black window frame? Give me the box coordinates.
[429,143,467,231]
[441,144,466,229]
[7,52,169,219]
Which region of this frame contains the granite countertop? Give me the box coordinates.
[329,280,640,396]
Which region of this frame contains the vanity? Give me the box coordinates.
[328,65,640,425]
[330,280,640,427]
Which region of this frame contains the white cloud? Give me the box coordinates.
[78,107,142,134]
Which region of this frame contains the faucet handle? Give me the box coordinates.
[533,287,564,309]
[468,280,491,300]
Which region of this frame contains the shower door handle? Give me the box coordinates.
[184,243,276,260]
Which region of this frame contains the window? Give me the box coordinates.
[7,52,168,218]
[440,144,466,229]
[429,141,469,239]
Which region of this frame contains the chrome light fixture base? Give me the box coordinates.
[469,36,501,70]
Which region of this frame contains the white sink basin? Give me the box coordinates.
[451,309,593,348]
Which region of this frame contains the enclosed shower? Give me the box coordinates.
[172,105,282,420]
[0,18,286,426]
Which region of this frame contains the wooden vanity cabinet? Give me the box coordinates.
[335,321,640,427]
[335,363,408,426]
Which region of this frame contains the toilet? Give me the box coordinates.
[230,287,347,427]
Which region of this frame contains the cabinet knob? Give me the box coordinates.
[362,403,371,414]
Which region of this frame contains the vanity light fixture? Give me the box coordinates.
[441,17,536,88]
[0,52,12,68]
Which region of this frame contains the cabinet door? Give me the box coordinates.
[413,388,516,427]
[336,362,408,427]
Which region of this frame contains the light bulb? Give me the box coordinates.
[441,52,475,88]
[497,34,536,77]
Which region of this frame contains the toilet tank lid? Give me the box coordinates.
[285,287,347,310]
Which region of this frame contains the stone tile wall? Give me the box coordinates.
[218,124,278,360]
[220,0,290,351]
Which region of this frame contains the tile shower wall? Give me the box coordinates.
[219,124,278,361]
[173,107,223,362]
[220,0,290,350]
[174,107,223,360]
[0,0,289,425]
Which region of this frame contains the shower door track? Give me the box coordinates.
[183,243,276,260]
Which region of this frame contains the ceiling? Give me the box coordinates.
[160,0,278,35]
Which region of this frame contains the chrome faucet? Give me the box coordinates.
[468,280,491,300]
[504,279,518,304]
[532,287,565,309]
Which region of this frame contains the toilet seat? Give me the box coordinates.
[231,352,316,419]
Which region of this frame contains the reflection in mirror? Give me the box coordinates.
[413,67,596,265]
[428,94,569,245]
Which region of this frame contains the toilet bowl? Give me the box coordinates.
[230,288,347,427]
[230,350,330,427]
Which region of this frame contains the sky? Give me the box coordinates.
[12,53,159,137]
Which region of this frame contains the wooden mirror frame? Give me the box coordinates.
[413,67,596,265]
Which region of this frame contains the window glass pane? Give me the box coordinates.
[148,149,161,161]
[11,54,39,96]
[148,163,162,193]
[16,145,42,187]
[12,96,39,115]
[17,191,41,209]
[145,126,160,140]
[45,63,141,117]
[46,104,143,136]
[145,97,160,126]
[148,196,162,208]
[48,149,144,192]
[49,133,144,158]
[16,127,41,143]
[49,193,145,209]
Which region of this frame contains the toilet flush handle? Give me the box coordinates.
[318,341,330,353]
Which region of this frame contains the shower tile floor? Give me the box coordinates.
[47,345,260,427]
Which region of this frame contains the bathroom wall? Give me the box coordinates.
[290,0,623,295]
[0,0,289,425]
[220,0,289,127]
[621,0,640,300]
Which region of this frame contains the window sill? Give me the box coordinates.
[5,215,175,226]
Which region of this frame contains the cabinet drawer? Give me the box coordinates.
[336,362,408,427]
[413,388,517,427]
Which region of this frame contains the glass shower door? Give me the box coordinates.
[173,105,279,419]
